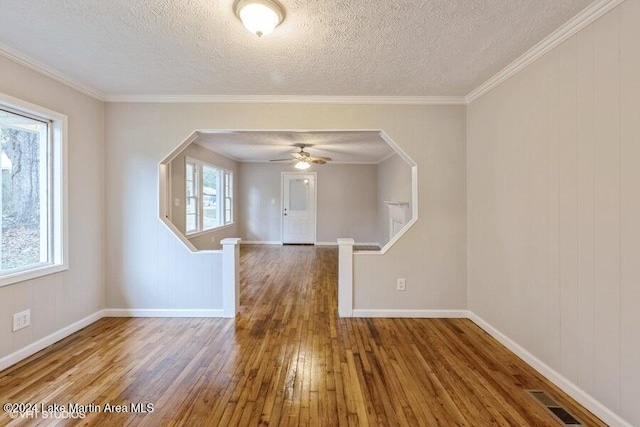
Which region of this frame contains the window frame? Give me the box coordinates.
[185,160,199,234]
[0,92,68,287]
[223,170,233,224]
[185,157,233,237]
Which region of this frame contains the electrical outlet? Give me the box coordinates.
[396,278,406,291]
[211,236,216,243]
[13,309,31,332]
[174,198,180,207]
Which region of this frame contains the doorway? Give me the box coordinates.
[282,172,317,244]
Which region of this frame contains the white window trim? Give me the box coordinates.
[185,159,199,234]
[185,157,233,237]
[186,223,235,239]
[0,92,68,287]
[223,170,233,224]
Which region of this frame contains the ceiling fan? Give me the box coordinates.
[269,144,332,170]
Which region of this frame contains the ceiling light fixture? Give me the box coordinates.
[294,161,310,170]
[234,0,285,37]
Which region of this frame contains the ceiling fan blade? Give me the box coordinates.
[312,156,332,161]
[291,152,306,159]
[269,159,294,162]
[309,159,326,164]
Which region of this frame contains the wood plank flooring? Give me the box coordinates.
[0,245,604,426]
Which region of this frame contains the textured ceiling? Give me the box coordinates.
[0,0,595,97]
[194,131,395,163]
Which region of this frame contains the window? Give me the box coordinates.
[185,162,198,233]
[185,158,233,235]
[223,170,233,224]
[0,94,66,286]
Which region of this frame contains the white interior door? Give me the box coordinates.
[282,173,316,244]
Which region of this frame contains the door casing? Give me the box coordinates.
[281,172,317,244]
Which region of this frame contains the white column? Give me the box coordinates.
[221,238,241,318]
[337,238,355,317]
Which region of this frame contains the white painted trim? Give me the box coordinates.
[186,223,235,239]
[315,242,380,247]
[352,309,469,318]
[103,309,225,317]
[0,92,69,288]
[0,1,621,107]
[158,215,200,253]
[241,160,383,165]
[281,172,317,244]
[356,242,381,247]
[104,94,467,105]
[0,302,630,426]
[338,238,355,317]
[0,42,105,101]
[468,312,633,427]
[466,0,624,103]
[0,310,104,371]
[241,240,283,245]
[0,41,463,106]
[373,131,419,255]
[221,238,241,318]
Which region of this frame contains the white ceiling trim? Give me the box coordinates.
[465,0,624,103]
[104,94,466,105]
[240,160,382,165]
[1,1,621,106]
[0,42,106,101]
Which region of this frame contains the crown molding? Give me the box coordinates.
[466,0,624,104]
[0,44,462,105]
[0,42,106,101]
[103,94,466,105]
[2,0,623,107]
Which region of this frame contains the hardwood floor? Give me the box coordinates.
[0,245,604,426]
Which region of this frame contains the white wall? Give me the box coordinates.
[237,162,282,243]
[376,153,412,247]
[169,143,239,250]
[317,164,378,244]
[351,107,467,312]
[105,103,467,313]
[239,162,378,244]
[468,1,640,425]
[0,56,104,360]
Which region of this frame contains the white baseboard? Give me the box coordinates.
[316,242,381,247]
[0,310,104,372]
[240,241,282,245]
[352,309,469,318]
[103,309,225,317]
[0,305,629,425]
[467,312,632,427]
[0,308,229,371]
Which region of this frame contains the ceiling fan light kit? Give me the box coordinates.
[234,0,285,37]
[270,144,332,170]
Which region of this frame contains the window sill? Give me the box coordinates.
[0,263,68,288]
[186,223,235,239]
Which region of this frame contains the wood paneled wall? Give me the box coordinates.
[468,1,640,425]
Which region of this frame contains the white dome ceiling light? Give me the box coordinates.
[233,0,285,37]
